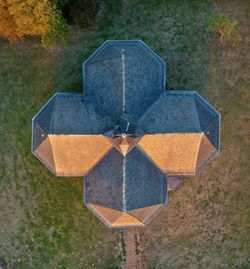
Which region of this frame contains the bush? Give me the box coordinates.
[207,14,242,46]
[58,0,101,27]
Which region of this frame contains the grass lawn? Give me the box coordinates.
[0,0,249,268]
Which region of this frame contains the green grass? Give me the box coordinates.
[0,0,250,268]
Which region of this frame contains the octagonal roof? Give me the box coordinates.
[137,91,220,175]
[85,147,167,228]
[83,40,166,124]
[32,93,113,176]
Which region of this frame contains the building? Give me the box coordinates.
[32,40,220,228]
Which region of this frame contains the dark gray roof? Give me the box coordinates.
[84,147,167,212]
[137,91,220,150]
[33,93,113,136]
[83,40,166,124]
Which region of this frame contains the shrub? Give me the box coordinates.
[207,14,242,46]
[58,0,101,27]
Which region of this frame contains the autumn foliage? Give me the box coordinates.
[0,0,67,47]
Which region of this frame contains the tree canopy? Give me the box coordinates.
[0,0,67,47]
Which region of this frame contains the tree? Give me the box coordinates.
[0,0,67,48]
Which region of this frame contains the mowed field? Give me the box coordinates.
[0,0,249,268]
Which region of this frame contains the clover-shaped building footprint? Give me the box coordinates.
[32,40,220,228]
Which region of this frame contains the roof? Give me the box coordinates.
[137,91,220,175]
[83,40,166,124]
[85,147,167,228]
[33,93,113,136]
[32,40,220,228]
[32,93,113,176]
